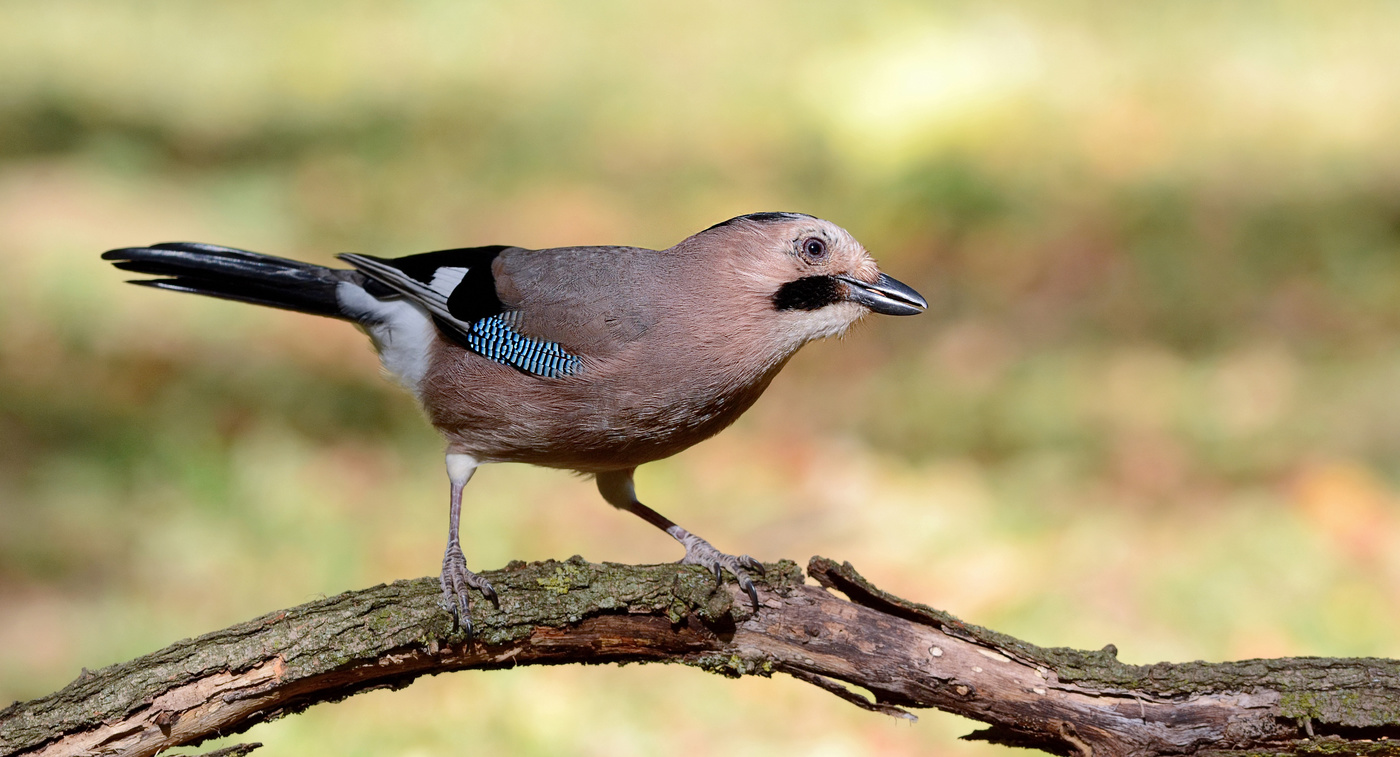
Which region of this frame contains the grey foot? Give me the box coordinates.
[441,542,498,636]
[674,529,765,611]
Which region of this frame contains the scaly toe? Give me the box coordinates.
[441,547,496,635]
[735,570,760,610]
[678,536,763,612]
[740,554,765,574]
[466,571,499,607]
[439,572,473,636]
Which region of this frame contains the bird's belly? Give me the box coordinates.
[422,347,778,472]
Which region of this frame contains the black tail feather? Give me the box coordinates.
[102,243,354,319]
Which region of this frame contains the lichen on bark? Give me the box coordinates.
[5,556,1400,757]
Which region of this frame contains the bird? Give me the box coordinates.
[102,212,926,631]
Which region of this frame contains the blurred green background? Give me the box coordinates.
[5,2,1400,755]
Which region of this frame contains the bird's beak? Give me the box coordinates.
[836,274,927,316]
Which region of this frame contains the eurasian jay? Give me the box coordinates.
[102,212,926,629]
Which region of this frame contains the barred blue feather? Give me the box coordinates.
[334,249,584,379]
[464,314,582,378]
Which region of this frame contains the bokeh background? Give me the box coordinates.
[5,2,1400,755]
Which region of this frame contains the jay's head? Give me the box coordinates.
[690,212,927,349]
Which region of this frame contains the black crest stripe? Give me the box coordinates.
[705,211,815,233]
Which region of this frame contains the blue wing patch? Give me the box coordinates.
[463,314,582,378]
[338,249,582,379]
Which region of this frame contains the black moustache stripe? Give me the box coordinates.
[772,275,842,311]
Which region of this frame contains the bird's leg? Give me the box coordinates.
[596,468,764,610]
[441,452,497,634]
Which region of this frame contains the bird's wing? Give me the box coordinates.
[339,245,662,378]
[492,245,665,356]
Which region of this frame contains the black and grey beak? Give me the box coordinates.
[836,274,927,316]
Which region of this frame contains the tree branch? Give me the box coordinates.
[5,556,1400,757]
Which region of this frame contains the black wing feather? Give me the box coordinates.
[339,245,584,378]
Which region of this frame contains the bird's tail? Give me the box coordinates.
[102,242,358,319]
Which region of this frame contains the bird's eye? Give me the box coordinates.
[801,238,827,261]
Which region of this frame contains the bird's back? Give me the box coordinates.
[419,244,790,471]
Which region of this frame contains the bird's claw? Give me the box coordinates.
[441,543,497,637]
[741,554,766,575]
[678,535,764,612]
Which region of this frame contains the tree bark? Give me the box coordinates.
[4,556,1400,757]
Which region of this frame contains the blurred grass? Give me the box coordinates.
[5,2,1400,755]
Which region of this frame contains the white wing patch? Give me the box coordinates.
[336,252,584,379]
[338,254,461,327]
[428,267,469,297]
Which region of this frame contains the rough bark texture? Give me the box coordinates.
[4,556,1400,757]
